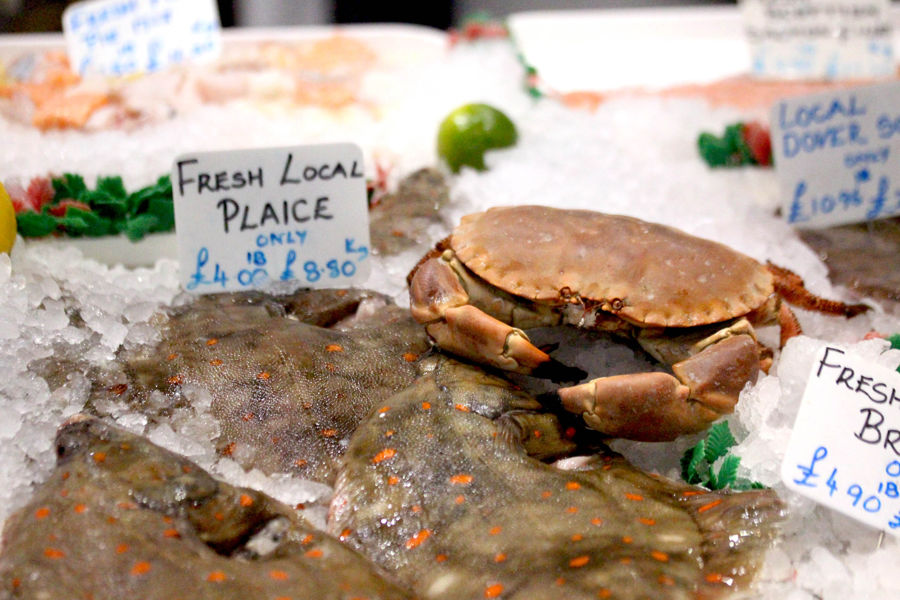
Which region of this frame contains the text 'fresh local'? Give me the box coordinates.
[174,155,364,233]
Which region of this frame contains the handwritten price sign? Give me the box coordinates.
[790,446,900,530]
[63,0,221,76]
[741,0,894,81]
[782,345,900,534]
[771,81,900,228]
[171,143,371,294]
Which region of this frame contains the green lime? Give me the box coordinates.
[437,103,518,173]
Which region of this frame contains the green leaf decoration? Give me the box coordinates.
[680,421,763,491]
[82,189,128,219]
[696,132,734,167]
[52,173,87,201]
[889,333,900,350]
[731,477,765,491]
[123,214,160,242]
[704,421,737,464]
[713,454,741,490]
[706,469,718,491]
[724,123,754,165]
[96,175,127,200]
[887,333,900,374]
[697,121,767,168]
[16,211,58,237]
[146,196,174,231]
[20,173,175,241]
[680,440,707,485]
[59,207,113,237]
[127,175,171,215]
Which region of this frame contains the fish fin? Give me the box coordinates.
[682,486,785,595]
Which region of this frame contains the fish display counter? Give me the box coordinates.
[0,5,899,600]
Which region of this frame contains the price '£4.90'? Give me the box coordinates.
[782,345,900,534]
[171,143,371,294]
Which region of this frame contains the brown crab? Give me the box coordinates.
[408,205,868,441]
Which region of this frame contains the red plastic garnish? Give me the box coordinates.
[742,122,772,167]
[47,199,92,217]
[26,176,54,212]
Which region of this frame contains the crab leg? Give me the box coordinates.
[767,261,869,318]
[557,333,760,442]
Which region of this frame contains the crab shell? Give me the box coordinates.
[450,205,774,328]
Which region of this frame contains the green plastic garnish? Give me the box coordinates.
[888,334,900,373]
[15,211,57,237]
[680,421,764,491]
[697,124,753,167]
[697,121,772,168]
[16,174,174,241]
[888,334,900,350]
[437,103,518,173]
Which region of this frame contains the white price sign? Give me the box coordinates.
[782,345,900,535]
[172,144,371,294]
[63,0,221,76]
[771,81,900,228]
[741,0,894,80]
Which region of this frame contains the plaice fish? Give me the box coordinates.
[797,217,900,313]
[102,288,430,484]
[330,358,785,600]
[369,167,451,256]
[0,415,413,600]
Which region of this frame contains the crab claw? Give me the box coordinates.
[410,255,564,374]
[558,373,701,442]
[556,335,759,441]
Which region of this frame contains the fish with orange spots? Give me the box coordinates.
[104,287,430,485]
[368,168,451,256]
[331,358,784,599]
[0,416,412,600]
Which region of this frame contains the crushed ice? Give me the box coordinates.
[0,36,898,597]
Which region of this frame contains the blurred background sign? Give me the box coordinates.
[2,1,734,33]
[62,0,221,76]
[741,0,895,80]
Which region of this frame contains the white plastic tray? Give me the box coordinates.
[1,24,448,267]
[508,5,900,93]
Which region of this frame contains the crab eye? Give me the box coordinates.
[610,298,624,311]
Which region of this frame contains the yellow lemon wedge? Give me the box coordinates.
[0,182,16,254]
[437,103,518,173]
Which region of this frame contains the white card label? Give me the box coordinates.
[172,144,371,294]
[740,0,894,80]
[770,81,900,228]
[782,346,900,535]
[62,0,221,76]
